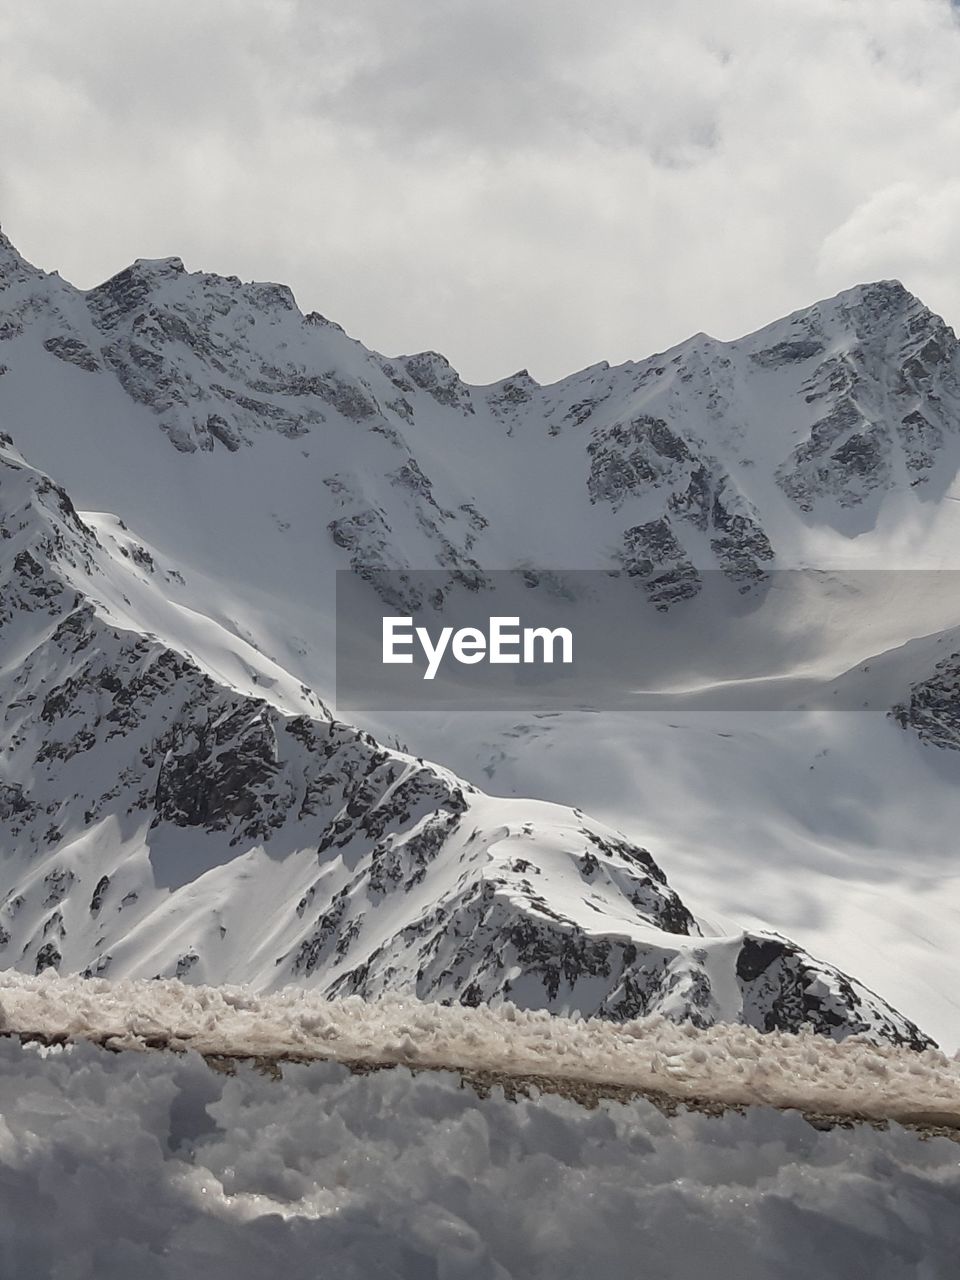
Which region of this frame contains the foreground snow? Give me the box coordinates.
[3,973,960,1129]
[0,1034,957,1279]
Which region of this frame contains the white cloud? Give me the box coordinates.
[2,0,960,382]
[819,180,960,298]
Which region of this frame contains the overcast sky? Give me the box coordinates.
[2,0,960,384]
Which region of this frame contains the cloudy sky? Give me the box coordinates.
[2,0,959,384]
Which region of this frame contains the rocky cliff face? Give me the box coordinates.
[893,647,960,750]
[769,281,960,516]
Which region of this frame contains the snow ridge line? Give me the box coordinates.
[2,972,960,1133]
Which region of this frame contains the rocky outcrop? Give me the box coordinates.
[892,650,960,750]
[775,282,960,514]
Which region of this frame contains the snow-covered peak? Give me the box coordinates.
[0,225,44,291]
[130,255,185,275]
[729,279,955,395]
[4,221,960,580]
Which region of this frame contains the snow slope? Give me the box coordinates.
[3,226,960,1040]
[0,434,925,1044]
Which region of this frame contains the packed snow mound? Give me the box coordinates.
[0,1033,958,1279]
[2,974,957,1126]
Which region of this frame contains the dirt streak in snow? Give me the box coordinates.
[2,973,960,1135]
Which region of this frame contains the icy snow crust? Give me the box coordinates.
[3,973,960,1131]
[0,1029,959,1279]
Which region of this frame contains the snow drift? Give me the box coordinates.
[2,973,959,1129]
[0,1029,957,1279]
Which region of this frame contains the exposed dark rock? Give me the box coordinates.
[42,336,101,372]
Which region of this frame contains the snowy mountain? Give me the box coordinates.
[2,225,960,1044]
[0,433,928,1044]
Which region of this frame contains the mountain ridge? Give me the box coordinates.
[0,430,931,1044]
[3,227,960,1044]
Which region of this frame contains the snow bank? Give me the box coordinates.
[0,1034,958,1279]
[3,972,960,1129]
